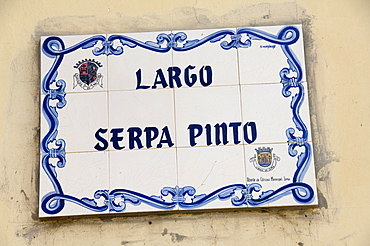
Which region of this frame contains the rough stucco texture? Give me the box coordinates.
[0,0,369,245]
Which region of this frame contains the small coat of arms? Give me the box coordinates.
[249,147,280,172]
[73,59,103,90]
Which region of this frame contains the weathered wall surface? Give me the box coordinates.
[0,0,369,245]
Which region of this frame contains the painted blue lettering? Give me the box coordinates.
[144,127,159,148]
[188,124,203,147]
[136,65,213,90]
[94,128,108,151]
[110,128,125,150]
[168,66,182,88]
[152,68,168,89]
[128,127,144,149]
[243,122,257,144]
[157,126,174,148]
[135,68,150,89]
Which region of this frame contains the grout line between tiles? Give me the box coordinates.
[41,80,309,95]
[236,39,249,207]
[171,44,180,205]
[106,38,111,212]
[40,140,314,155]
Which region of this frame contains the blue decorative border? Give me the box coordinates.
[41,26,315,215]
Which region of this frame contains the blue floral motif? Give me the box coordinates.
[246,182,314,206]
[41,25,314,215]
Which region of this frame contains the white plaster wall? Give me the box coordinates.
[0,0,369,245]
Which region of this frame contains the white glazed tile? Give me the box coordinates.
[238,24,306,84]
[108,31,173,91]
[108,89,176,151]
[41,34,107,94]
[174,86,242,148]
[240,82,312,144]
[172,28,239,88]
[177,145,246,210]
[109,148,177,213]
[39,151,109,217]
[245,142,317,207]
[56,91,108,153]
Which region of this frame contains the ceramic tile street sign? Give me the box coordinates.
[40,25,317,217]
